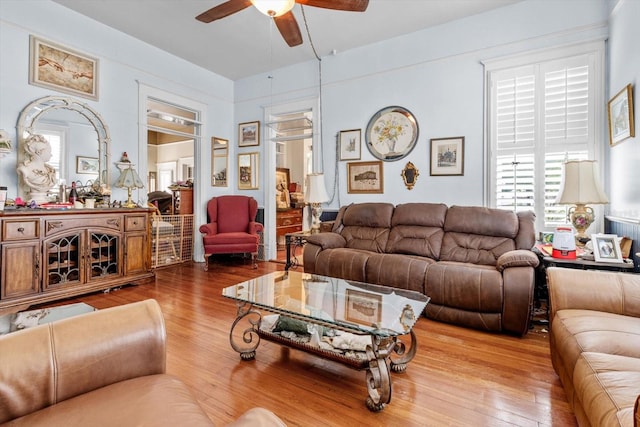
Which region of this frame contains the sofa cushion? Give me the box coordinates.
[340,203,394,253]
[444,205,519,238]
[314,248,371,283]
[4,374,214,426]
[387,203,447,258]
[424,261,504,313]
[573,352,640,427]
[364,253,433,294]
[551,309,640,383]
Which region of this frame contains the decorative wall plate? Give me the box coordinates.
[365,106,419,161]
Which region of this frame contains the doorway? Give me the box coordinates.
[138,84,206,262]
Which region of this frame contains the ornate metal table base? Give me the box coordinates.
[228,301,418,412]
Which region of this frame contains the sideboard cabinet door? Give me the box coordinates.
[1,241,40,299]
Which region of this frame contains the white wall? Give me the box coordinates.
[235,0,609,211]
[0,0,234,209]
[607,0,640,220]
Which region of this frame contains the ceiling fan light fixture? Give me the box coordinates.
[251,0,295,17]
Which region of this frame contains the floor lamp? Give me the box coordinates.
[305,173,329,233]
[555,160,609,246]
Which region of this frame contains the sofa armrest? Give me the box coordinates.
[0,300,166,424]
[496,250,539,272]
[547,267,640,322]
[199,223,217,235]
[305,232,346,250]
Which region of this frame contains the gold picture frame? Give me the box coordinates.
[211,137,228,187]
[238,121,260,147]
[339,129,361,161]
[347,161,383,194]
[238,152,259,190]
[29,36,99,100]
[608,84,635,147]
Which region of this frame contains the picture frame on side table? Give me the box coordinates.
[339,129,361,160]
[347,161,383,194]
[238,121,260,147]
[592,234,624,263]
[76,156,99,174]
[29,36,99,100]
[608,84,635,146]
[430,136,464,176]
[345,289,382,326]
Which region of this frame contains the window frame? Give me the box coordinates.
[484,40,606,233]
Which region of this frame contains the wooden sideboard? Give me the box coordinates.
[276,208,303,246]
[0,208,154,314]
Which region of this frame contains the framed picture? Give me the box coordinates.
[238,121,260,147]
[339,129,361,160]
[365,106,419,161]
[347,161,383,194]
[592,234,624,263]
[29,36,99,100]
[430,136,464,176]
[345,289,382,326]
[608,84,635,146]
[76,156,99,174]
[275,167,290,209]
[238,152,259,190]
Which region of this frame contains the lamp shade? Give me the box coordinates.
[305,173,329,204]
[250,0,295,17]
[555,160,608,205]
[115,166,144,189]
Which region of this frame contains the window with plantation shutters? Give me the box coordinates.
[486,42,604,232]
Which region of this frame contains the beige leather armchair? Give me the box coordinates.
[0,299,285,427]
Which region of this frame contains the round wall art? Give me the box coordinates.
[365,106,419,161]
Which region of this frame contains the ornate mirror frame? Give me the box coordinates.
[401,161,419,190]
[17,95,111,192]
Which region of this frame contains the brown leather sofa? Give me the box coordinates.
[547,268,640,427]
[303,203,539,335]
[0,299,285,427]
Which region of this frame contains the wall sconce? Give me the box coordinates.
[305,173,329,233]
[555,160,609,246]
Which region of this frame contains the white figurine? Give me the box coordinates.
[17,134,57,203]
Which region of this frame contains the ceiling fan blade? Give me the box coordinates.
[274,12,303,47]
[295,0,369,12]
[196,0,253,23]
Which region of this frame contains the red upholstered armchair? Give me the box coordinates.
[199,195,263,270]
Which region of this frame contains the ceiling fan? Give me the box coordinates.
[196,0,369,47]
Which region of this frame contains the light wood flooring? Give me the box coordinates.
[49,258,577,427]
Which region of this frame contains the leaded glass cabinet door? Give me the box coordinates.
[87,230,121,281]
[44,232,82,289]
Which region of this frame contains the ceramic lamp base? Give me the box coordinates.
[568,204,594,247]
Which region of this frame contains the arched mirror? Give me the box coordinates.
[17,95,111,200]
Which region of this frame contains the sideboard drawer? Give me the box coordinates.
[2,219,40,241]
[125,215,147,231]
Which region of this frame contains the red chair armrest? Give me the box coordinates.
[249,221,264,235]
[199,223,218,235]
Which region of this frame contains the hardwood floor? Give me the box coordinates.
[53,259,577,427]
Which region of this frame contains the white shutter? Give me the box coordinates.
[489,46,601,231]
[495,153,535,212]
[495,70,536,150]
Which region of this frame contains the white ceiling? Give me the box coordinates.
[52,0,521,81]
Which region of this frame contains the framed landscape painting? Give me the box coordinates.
[238,121,260,147]
[29,36,99,100]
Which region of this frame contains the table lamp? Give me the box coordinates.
[305,173,329,234]
[555,160,608,246]
[115,164,144,208]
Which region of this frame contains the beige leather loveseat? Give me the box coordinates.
[547,268,640,427]
[0,299,285,427]
[303,203,539,335]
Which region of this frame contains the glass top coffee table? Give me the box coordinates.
[222,271,430,411]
